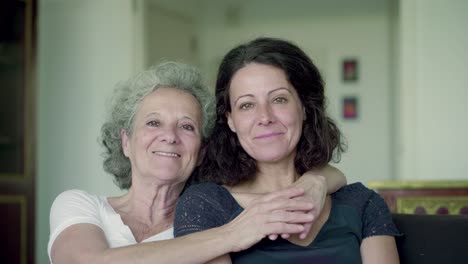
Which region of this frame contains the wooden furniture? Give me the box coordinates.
[368,180,468,215]
[0,0,37,263]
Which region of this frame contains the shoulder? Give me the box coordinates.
[52,189,101,203]
[51,189,103,212]
[50,189,107,231]
[175,183,241,237]
[183,182,228,194]
[180,182,236,207]
[48,189,107,255]
[333,182,400,238]
[333,182,390,214]
[335,182,373,195]
[50,190,105,222]
[333,182,374,207]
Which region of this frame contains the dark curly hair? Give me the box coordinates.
[194,37,345,186]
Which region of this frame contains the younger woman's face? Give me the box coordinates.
[226,63,305,164]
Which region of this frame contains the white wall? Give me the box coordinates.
[144,3,199,67]
[196,0,394,184]
[397,0,468,180]
[36,0,135,262]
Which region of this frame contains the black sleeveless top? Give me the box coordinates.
[174,182,400,264]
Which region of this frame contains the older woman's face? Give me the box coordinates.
[122,87,203,185]
[226,63,305,163]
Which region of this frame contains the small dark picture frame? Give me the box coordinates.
[342,96,358,120]
[342,58,358,82]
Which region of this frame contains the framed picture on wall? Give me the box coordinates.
[342,58,358,82]
[342,96,358,120]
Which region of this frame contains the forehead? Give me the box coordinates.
[229,63,294,95]
[138,87,202,120]
[231,63,289,86]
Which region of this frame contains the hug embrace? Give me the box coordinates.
[48,37,399,264]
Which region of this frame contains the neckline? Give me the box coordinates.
[103,195,174,243]
[220,184,336,248]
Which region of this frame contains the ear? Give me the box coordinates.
[121,129,130,157]
[226,112,236,133]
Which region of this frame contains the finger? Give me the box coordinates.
[259,187,305,202]
[263,222,305,236]
[281,233,290,239]
[254,198,314,214]
[268,234,278,240]
[299,222,312,239]
[271,199,315,212]
[268,210,315,224]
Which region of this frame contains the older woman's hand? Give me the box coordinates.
[225,187,315,252]
[290,174,327,239]
[290,165,346,239]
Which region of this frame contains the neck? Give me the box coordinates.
[111,179,185,226]
[235,160,298,194]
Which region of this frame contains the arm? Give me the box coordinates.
[174,185,315,264]
[49,190,235,264]
[290,164,346,239]
[52,187,314,264]
[360,185,400,263]
[51,223,234,264]
[361,236,399,264]
[294,164,346,194]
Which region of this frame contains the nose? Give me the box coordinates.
[257,103,275,126]
[160,126,179,144]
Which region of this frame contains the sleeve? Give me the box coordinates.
[47,189,104,257]
[361,187,401,238]
[174,183,236,237]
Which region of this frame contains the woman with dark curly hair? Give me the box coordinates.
[48,61,346,264]
[175,38,400,263]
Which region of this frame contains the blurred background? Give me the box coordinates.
[1,0,467,263]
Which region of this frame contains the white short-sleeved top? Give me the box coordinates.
[48,189,173,259]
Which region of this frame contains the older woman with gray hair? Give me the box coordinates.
[48,61,346,264]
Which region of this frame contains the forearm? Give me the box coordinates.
[103,227,232,264]
[52,224,233,264]
[206,254,232,264]
[322,164,346,193]
[298,164,346,194]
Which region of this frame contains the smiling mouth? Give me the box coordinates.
[152,151,181,158]
[254,132,283,139]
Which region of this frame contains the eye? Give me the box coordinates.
[147,120,160,127]
[239,102,254,110]
[182,124,195,131]
[273,97,288,104]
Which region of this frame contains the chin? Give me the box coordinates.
[250,151,289,163]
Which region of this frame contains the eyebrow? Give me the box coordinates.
[233,87,292,105]
[144,112,198,124]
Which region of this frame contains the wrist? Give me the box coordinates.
[216,223,241,253]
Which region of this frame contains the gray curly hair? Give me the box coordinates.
[100,61,215,190]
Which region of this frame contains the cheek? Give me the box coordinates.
[134,130,161,151]
[282,110,304,134]
[137,131,154,144]
[233,114,254,133]
[185,136,202,155]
